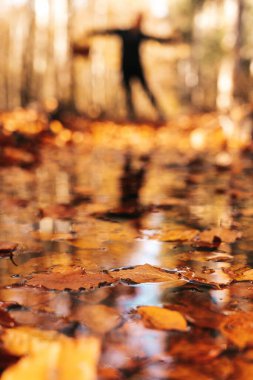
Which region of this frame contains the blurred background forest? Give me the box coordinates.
[0,0,253,120]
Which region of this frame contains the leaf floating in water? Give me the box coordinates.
[154,229,199,242]
[137,306,187,331]
[0,242,18,254]
[109,264,186,286]
[196,228,242,245]
[26,267,117,291]
[234,268,253,282]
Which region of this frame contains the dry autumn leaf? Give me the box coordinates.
[26,267,117,291]
[109,264,185,286]
[137,306,187,331]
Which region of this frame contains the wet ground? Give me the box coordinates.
[1,113,253,379]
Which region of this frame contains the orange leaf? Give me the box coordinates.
[220,312,253,349]
[137,306,187,331]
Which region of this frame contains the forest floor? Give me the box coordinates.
[0,109,253,379]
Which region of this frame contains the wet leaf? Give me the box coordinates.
[197,228,242,244]
[234,268,253,282]
[137,306,187,331]
[0,242,18,253]
[2,327,62,357]
[39,204,76,220]
[0,308,16,328]
[109,264,185,286]
[155,228,199,242]
[1,330,100,380]
[169,334,227,363]
[70,304,121,334]
[219,312,253,348]
[26,267,117,291]
[182,263,232,287]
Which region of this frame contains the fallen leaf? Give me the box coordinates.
[0,308,16,328]
[154,229,199,242]
[2,327,61,357]
[0,242,18,253]
[109,264,185,286]
[32,232,75,242]
[182,263,232,287]
[70,304,121,334]
[26,267,116,291]
[233,359,253,380]
[1,333,100,380]
[219,312,253,348]
[9,309,69,331]
[137,306,187,331]
[165,290,225,329]
[196,228,242,244]
[39,204,76,220]
[234,268,253,282]
[169,335,227,363]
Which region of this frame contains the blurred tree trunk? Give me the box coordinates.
[21,0,35,107]
[233,0,247,101]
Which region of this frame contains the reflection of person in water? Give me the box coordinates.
[76,14,180,120]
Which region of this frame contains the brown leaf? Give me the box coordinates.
[9,309,69,331]
[26,267,117,291]
[182,263,232,287]
[109,264,185,286]
[219,312,253,348]
[39,204,76,220]
[0,308,16,328]
[70,304,121,334]
[137,306,187,331]
[197,228,242,244]
[155,228,199,242]
[165,291,225,329]
[169,335,227,363]
[0,242,18,253]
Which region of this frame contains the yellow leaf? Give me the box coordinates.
[1,327,100,380]
[155,229,199,242]
[2,327,61,357]
[1,338,100,380]
[137,306,187,331]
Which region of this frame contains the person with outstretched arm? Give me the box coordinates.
[74,14,181,120]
